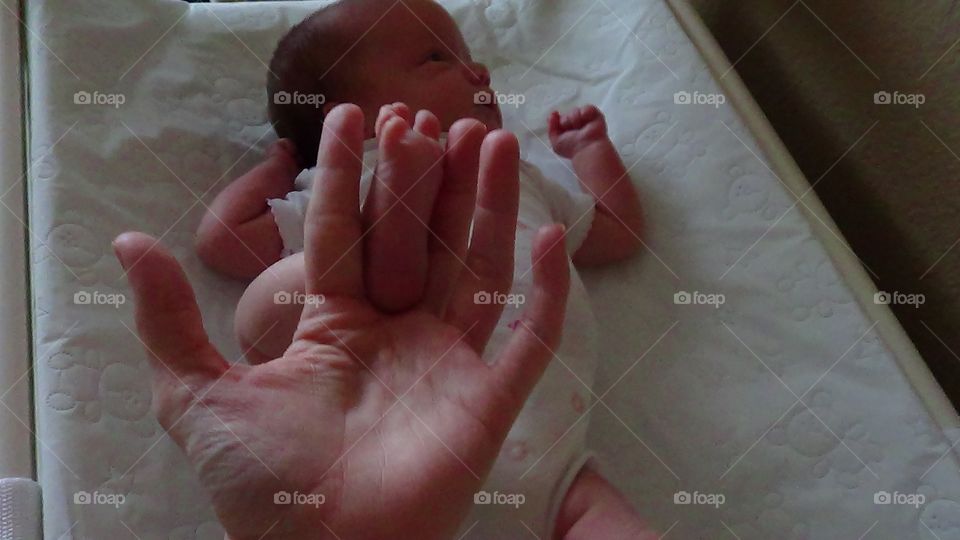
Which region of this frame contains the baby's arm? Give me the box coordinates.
[548,106,643,266]
[195,140,300,280]
[554,465,658,540]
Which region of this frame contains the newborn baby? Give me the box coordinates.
[196,0,648,537]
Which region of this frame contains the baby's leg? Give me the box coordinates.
[363,104,445,312]
[554,465,658,540]
[234,253,306,363]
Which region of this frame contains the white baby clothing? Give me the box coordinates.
[268,137,601,539]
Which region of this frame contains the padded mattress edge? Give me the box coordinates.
[0,0,35,479]
[665,0,960,430]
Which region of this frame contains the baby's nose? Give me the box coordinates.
[467,61,491,86]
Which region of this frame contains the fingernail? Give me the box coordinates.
[537,223,565,243]
[112,233,132,270]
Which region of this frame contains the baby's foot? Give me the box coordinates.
[363,103,445,312]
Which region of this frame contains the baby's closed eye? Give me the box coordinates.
[422,49,448,64]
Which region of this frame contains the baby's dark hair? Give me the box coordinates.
[267,6,345,169]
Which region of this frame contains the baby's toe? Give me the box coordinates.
[390,102,413,124]
[375,104,411,138]
[376,111,443,206]
[413,109,442,140]
[378,114,412,160]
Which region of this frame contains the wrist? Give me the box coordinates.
[570,137,614,161]
[570,138,622,178]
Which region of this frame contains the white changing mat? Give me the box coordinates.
[20,0,960,538]
[0,478,42,540]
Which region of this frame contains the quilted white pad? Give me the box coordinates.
[23,0,960,538]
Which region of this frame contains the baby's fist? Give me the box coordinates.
[548,105,608,159]
[269,138,301,171]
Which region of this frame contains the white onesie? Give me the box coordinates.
[268,138,601,539]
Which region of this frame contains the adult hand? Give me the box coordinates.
[114,104,570,540]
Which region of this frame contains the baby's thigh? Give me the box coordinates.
[235,252,306,362]
[556,465,658,539]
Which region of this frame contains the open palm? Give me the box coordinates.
[114,104,569,540]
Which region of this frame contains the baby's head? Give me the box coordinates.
[268,0,501,167]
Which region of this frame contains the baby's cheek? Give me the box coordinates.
[431,81,475,119]
[426,95,464,125]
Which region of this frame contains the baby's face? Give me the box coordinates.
[329,0,501,135]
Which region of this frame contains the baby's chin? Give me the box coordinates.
[470,103,503,130]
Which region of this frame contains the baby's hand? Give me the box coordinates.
[271,137,296,159]
[548,105,608,159]
[267,137,301,176]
